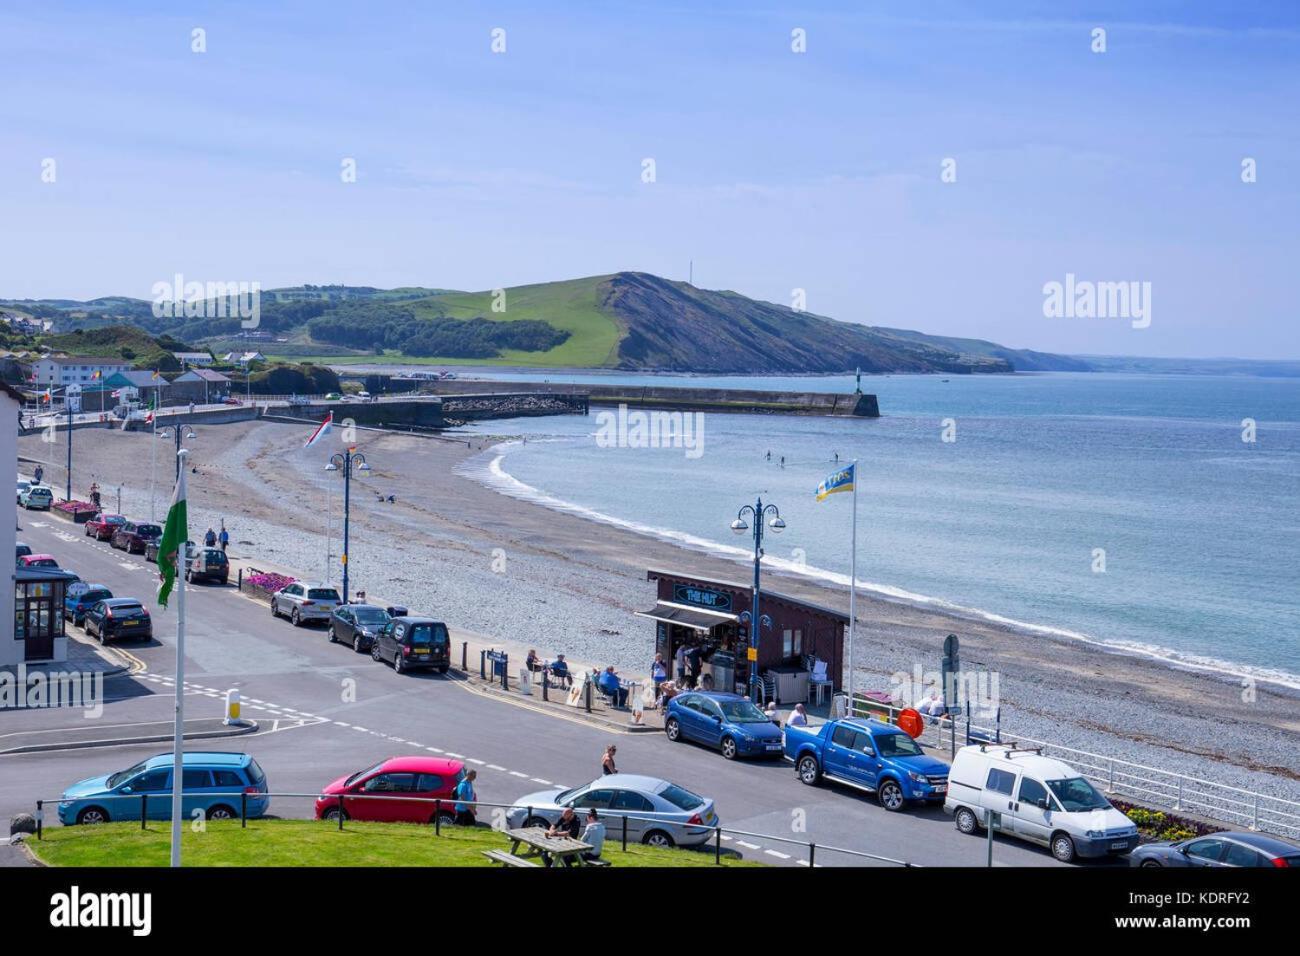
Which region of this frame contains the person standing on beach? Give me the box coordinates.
[33,464,43,484]
[204,527,217,548]
[452,769,477,826]
[218,522,229,553]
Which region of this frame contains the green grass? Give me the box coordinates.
[27,820,761,868]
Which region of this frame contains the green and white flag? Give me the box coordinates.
[157,468,188,608]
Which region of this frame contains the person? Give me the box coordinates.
[765,701,780,725]
[452,769,477,826]
[526,649,543,673]
[919,690,946,721]
[218,523,229,553]
[650,653,668,696]
[601,745,617,776]
[598,666,628,708]
[89,482,101,509]
[204,527,217,548]
[579,809,606,863]
[549,654,571,688]
[674,644,687,683]
[788,703,809,727]
[33,464,43,484]
[656,679,679,710]
[685,644,702,688]
[543,807,582,867]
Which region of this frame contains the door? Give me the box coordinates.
[850,730,885,788]
[674,696,705,741]
[570,788,616,835]
[1182,838,1230,867]
[1011,775,1053,845]
[609,788,656,842]
[22,594,57,661]
[694,697,725,747]
[127,768,172,820]
[981,766,1019,826]
[358,772,419,822]
[181,769,215,819]
[824,724,861,779]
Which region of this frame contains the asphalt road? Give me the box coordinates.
[3,507,1074,868]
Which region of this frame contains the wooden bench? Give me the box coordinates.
[482,849,540,868]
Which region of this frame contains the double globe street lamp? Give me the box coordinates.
[731,497,785,698]
[326,448,371,604]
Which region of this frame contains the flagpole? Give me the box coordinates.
[170,449,188,868]
[149,380,159,522]
[848,460,858,712]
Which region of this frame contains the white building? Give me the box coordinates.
[222,351,265,365]
[29,355,132,388]
[172,352,215,368]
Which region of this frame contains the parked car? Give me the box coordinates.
[663,691,783,760]
[783,717,950,811]
[370,616,451,674]
[58,751,270,825]
[944,744,1139,862]
[329,603,391,652]
[19,553,60,569]
[19,485,54,510]
[84,512,127,541]
[270,582,342,626]
[507,775,718,848]
[84,598,153,644]
[15,542,33,564]
[315,756,465,824]
[17,479,31,502]
[145,538,194,564]
[324,392,343,401]
[1130,831,1299,868]
[110,521,163,554]
[186,547,229,584]
[63,582,114,626]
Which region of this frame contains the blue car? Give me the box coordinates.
[63,582,114,627]
[664,691,784,759]
[58,752,270,825]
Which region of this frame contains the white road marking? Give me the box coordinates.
[736,840,760,850]
[530,778,552,785]
[486,764,507,772]
[764,849,791,860]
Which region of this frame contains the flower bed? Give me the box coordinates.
[51,500,98,524]
[1114,799,1221,843]
[241,571,295,603]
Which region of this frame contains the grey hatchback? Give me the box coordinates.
[1130,830,1300,868]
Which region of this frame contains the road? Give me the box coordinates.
[3,507,1076,867]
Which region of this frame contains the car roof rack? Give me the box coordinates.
[978,742,1043,757]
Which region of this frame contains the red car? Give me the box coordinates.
[315,756,466,825]
[110,521,163,554]
[19,553,60,569]
[84,513,126,541]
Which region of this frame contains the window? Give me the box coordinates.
[782,628,803,656]
[244,759,267,787]
[212,770,244,789]
[182,770,212,789]
[1018,777,1050,807]
[308,588,340,601]
[831,726,857,748]
[611,790,655,812]
[657,784,704,811]
[363,773,417,793]
[1046,777,1111,812]
[132,769,169,792]
[986,768,1017,796]
[1185,839,1226,863]
[853,731,876,756]
[415,774,446,793]
[572,789,615,809]
[876,732,924,758]
[1222,843,1263,867]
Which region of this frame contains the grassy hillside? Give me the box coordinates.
[40,326,195,370]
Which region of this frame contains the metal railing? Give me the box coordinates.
[847,697,1300,839]
[31,792,918,868]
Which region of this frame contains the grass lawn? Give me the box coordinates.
[27,820,762,868]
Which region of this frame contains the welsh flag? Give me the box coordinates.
[156,470,189,608]
[145,392,157,425]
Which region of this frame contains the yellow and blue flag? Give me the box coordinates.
[816,463,855,501]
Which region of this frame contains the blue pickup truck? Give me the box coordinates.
[783,717,951,812]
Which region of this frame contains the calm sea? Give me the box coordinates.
[449,371,1300,688]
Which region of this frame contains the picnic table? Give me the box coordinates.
[483,826,593,868]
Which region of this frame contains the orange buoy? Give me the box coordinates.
[897,708,924,739]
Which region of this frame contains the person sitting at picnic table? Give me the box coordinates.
[548,654,571,688]
[787,703,809,727]
[598,666,628,707]
[542,807,583,867]
[580,809,606,863]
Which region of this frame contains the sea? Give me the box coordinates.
[444,370,1300,689]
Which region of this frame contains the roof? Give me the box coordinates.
[646,568,850,623]
[172,352,212,359]
[1208,832,1300,856]
[108,371,166,388]
[37,355,131,366]
[376,756,464,774]
[174,369,231,383]
[959,745,1077,779]
[635,600,738,631]
[15,566,79,583]
[143,752,251,769]
[593,773,673,792]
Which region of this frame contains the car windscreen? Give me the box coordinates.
[718,699,769,723]
[408,623,449,646]
[30,559,57,567]
[876,732,924,758]
[108,760,150,788]
[308,588,340,601]
[112,603,145,615]
[204,550,227,563]
[1047,776,1111,812]
[354,608,389,625]
[84,590,112,603]
[136,525,162,537]
[345,760,387,787]
[657,783,705,811]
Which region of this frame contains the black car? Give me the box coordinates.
[84,599,153,644]
[1130,830,1300,868]
[371,617,451,674]
[329,603,391,653]
[110,522,163,554]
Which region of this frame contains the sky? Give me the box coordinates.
[1,1,1298,359]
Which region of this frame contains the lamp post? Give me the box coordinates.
[730,497,785,697]
[64,389,73,503]
[326,448,370,603]
[157,423,197,482]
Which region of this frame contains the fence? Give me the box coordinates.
[848,696,1300,839]
[31,792,918,868]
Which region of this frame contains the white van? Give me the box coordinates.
[944,744,1139,862]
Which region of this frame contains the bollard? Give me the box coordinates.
[501,654,509,691]
[141,794,148,829]
[435,799,442,835]
[715,826,722,865]
[36,800,43,840]
[542,668,549,702]
[241,791,247,828]
[622,815,628,851]
[461,641,468,671]
[480,650,487,680]
[584,680,592,714]
[224,688,243,726]
[238,568,243,591]
[338,795,345,830]
[808,842,816,868]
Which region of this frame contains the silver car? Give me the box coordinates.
[506,774,719,848]
[271,582,341,626]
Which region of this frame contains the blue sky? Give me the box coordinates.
[2,1,1297,358]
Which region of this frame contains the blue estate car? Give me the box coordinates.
[62,582,114,626]
[664,691,784,759]
[58,752,270,825]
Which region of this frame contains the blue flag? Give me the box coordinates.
[816,463,855,501]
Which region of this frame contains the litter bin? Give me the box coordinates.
[519,668,532,696]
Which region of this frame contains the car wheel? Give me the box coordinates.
[371,643,382,663]
[523,816,548,829]
[290,608,301,627]
[77,806,110,825]
[432,811,456,827]
[321,807,347,823]
[270,599,279,618]
[1051,832,1077,863]
[878,780,906,812]
[720,736,738,760]
[328,625,338,644]
[955,807,979,835]
[796,755,821,786]
[394,652,405,674]
[642,830,675,849]
[353,635,363,653]
[208,805,236,821]
[665,717,682,742]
